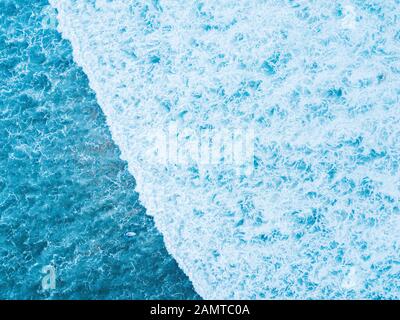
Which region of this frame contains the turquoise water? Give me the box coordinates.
[0,0,199,299]
[51,0,400,299]
[2,0,400,300]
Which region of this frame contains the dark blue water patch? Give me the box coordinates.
[0,0,200,299]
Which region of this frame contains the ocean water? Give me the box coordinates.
[0,0,199,299]
[50,0,400,300]
[2,0,400,300]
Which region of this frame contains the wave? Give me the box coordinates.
[50,0,400,299]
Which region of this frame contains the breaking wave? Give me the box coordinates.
[51,0,400,299]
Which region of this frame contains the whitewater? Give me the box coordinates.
[50,0,400,299]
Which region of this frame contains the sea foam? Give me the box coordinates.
[50,0,400,299]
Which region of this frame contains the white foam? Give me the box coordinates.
[50,0,400,298]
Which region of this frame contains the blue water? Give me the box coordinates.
[50,0,400,299]
[2,0,400,300]
[0,0,199,299]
